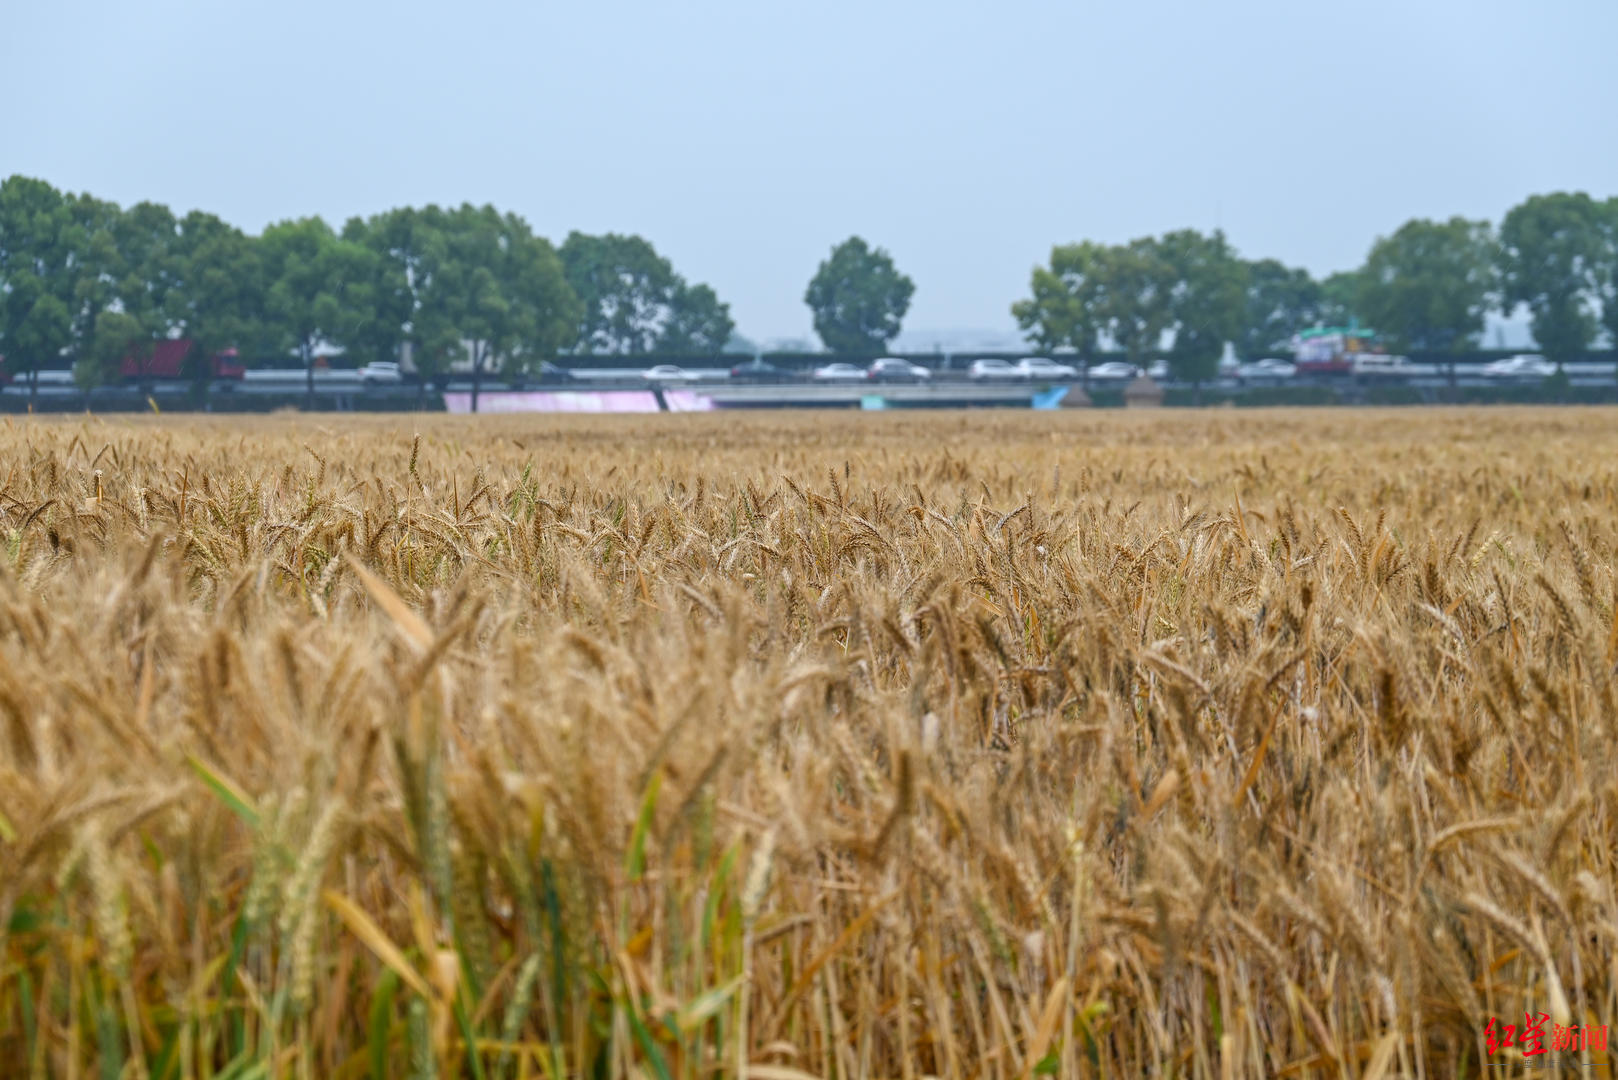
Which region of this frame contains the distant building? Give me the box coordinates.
[1290,327,1383,374]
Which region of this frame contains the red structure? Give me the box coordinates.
[121,340,245,381]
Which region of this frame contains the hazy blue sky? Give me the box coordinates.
[5,0,1615,345]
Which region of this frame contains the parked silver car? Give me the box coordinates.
[1014,357,1078,380]
[1237,358,1297,381]
[1481,354,1556,379]
[1088,361,1142,380]
[642,364,699,382]
[969,358,1021,381]
[811,362,868,382]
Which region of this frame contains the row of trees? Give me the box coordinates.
[5,175,1614,399]
[0,176,738,406]
[1011,192,1618,380]
[1012,231,1251,382]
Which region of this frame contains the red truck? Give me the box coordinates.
[122,340,246,383]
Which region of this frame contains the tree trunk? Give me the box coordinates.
[29,368,38,405]
[471,345,482,414]
[304,342,315,408]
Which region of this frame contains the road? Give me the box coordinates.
[5,361,1616,406]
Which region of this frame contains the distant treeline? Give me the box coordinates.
[1012,192,1618,382]
[2,176,1615,395]
[0,177,740,396]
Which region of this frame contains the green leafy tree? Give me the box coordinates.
[334,236,409,371]
[67,193,130,380]
[348,206,450,395]
[1238,259,1322,359]
[804,237,914,356]
[70,200,189,391]
[560,232,678,353]
[311,215,412,372]
[558,232,734,355]
[1498,192,1603,367]
[1159,229,1248,389]
[0,274,72,399]
[0,176,82,398]
[1317,270,1364,328]
[1012,241,1106,378]
[112,202,183,331]
[421,204,581,412]
[261,217,391,401]
[165,211,267,369]
[1093,238,1175,372]
[77,308,148,392]
[1355,217,1496,355]
[659,282,735,354]
[1595,196,1618,352]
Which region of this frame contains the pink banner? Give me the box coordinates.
[662,390,717,412]
[442,391,663,414]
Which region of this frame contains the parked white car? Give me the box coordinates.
[969,358,1022,381]
[642,364,699,382]
[811,362,868,382]
[358,360,403,384]
[1015,357,1078,380]
[1088,361,1142,380]
[1481,354,1557,379]
[866,358,931,382]
[1237,358,1297,381]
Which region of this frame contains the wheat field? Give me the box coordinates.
[0,407,1613,1079]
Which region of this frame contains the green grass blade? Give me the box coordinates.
[186,755,261,829]
[626,1005,673,1080]
[674,975,745,1033]
[19,970,36,1071]
[624,770,662,883]
[454,984,489,1080]
[369,968,399,1080]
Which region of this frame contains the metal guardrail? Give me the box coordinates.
[5,362,1617,410]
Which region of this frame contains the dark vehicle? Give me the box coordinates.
[866,357,931,383]
[729,357,794,383]
[123,340,246,386]
[511,361,575,388]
